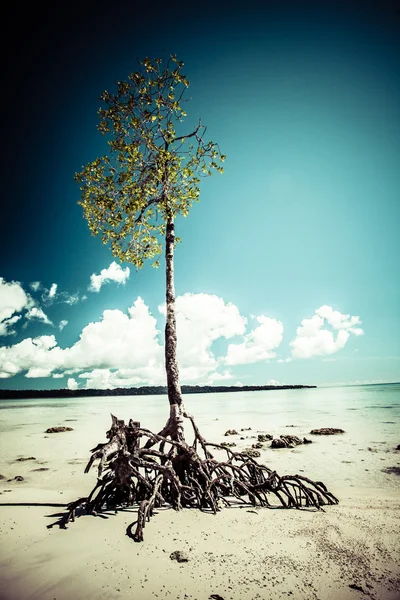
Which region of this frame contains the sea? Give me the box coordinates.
[0,383,399,499]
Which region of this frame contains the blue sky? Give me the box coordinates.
[1,0,399,389]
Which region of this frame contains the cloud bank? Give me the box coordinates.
[0,277,364,387]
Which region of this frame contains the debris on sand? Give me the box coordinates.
[310,428,345,435]
[170,550,189,563]
[45,426,73,433]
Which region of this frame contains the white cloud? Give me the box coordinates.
[316,305,363,336]
[0,298,162,383]
[88,261,130,293]
[59,320,68,331]
[0,294,248,386]
[205,370,234,384]
[26,307,52,325]
[225,315,283,365]
[65,297,163,371]
[0,293,303,387]
[26,367,54,378]
[67,378,78,390]
[0,278,33,336]
[160,293,247,383]
[0,315,22,337]
[30,281,41,292]
[0,335,60,378]
[52,373,64,379]
[48,283,58,299]
[63,293,81,305]
[266,379,280,386]
[290,306,363,359]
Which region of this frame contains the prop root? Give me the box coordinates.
[48,413,338,540]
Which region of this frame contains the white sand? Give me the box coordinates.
[0,398,399,600]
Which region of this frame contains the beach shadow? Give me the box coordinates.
[44,504,140,530]
[126,520,139,540]
[0,502,66,507]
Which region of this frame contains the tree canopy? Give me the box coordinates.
[75,55,225,269]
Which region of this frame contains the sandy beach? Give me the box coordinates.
[0,389,399,600]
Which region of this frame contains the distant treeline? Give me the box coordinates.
[0,384,316,400]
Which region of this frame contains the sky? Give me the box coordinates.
[1,0,399,390]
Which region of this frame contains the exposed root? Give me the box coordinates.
[48,413,339,540]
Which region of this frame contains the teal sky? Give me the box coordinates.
[1,0,399,389]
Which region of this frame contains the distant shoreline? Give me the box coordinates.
[0,384,316,400]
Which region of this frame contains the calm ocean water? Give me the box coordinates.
[0,382,399,437]
[0,383,399,496]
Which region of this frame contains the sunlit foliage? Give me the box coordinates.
[75,55,225,269]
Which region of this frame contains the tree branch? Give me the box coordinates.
[134,196,163,224]
[172,121,202,143]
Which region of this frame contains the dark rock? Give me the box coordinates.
[310,428,344,435]
[31,467,50,472]
[243,448,261,458]
[240,427,251,431]
[16,457,36,462]
[396,444,400,451]
[271,435,303,449]
[224,429,238,436]
[252,442,263,449]
[0,474,5,480]
[348,583,365,592]
[257,434,273,442]
[13,476,24,481]
[209,595,226,600]
[303,437,313,444]
[45,426,73,433]
[271,438,287,449]
[382,466,400,476]
[170,550,189,562]
[220,441,236,448]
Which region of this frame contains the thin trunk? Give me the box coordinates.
[164,217,184,440]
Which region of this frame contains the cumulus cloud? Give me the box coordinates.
[225,315,284,365]
[316,305,363,336]
[290,305,363,359]
[0,335,60,379]
[26,307,52,325]
[30,281,41,292]
[59,320,68,331]
[0,277,33,336]
[67,377,78,390]
[78,365,165,389]
[0,294,248,386]
[0,298,162,381]
[89,261,130,293]
[160,293,247,383]
[0,315,22,337]
[26,367,54,378]
[3,293,325,386]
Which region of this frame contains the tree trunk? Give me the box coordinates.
[164,217,185,441]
